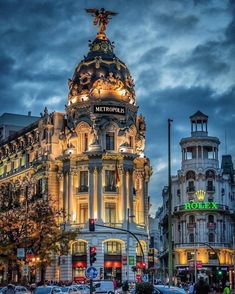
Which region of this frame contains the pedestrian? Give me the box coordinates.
[194,277,210,294]
[223,282,231,294]
[188,282,194,294]
[5,284,15,294]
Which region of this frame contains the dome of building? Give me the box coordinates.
[67,35,136,106]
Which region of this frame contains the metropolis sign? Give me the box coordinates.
[94,105,126,115]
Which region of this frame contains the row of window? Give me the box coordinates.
[77,170,117,193]
[187,251,218,261]
[188,232,216,243]
[72,241,144,256]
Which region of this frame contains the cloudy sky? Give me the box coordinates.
[0,0,234,214]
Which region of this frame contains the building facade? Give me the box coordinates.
[0,10,151,283]
[158,111,235,285]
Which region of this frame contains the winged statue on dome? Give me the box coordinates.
[86,8,118,36]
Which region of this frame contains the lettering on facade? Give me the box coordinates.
[184,201,218,210]
[94,105,126,115]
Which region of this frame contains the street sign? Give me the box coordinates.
[122,255,127,265]
[196,261,202,269]
[129,256,135,265]
[85,266,98,280]
[141,274,148,282]
[17,248,25,259]
[23,265,28,275]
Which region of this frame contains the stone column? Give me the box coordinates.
[67,170,73,222]
[97,166,103,221]
[63,172,68,220]
[122,168,127,221]
[140,173,145,225]
[89,167,95,218]
[128,169,134,222]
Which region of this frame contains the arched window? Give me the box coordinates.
[189,233,194,243]
[72,241,87,256]
[136,241,146,256]
[209,233,215,243]
[189,215,195,224]
[206,170,215,179]
[208,215,214,223]
[186,171,196,180]
[104,241,122,255]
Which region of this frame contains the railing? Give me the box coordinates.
[104,186,118,193]
[207,186,215,192]
[207,222,216,229]
[187,223,196,229]
[186,186,195,193]
[103,222,123,228]
[76,186,88,193]
[174,242,231,249]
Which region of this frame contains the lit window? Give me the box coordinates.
[106,132,115,150]
[129,136,133,148]
[104,241,121,255]
[72,241,87,255]
[105,170,116,192]
[84,133,88,151]
[105,203,116,223]
[79,171,88,192]
[80,203,88,224]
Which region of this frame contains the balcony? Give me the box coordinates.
[174,242,231,249]
[207,186,215,193]
[187,223,196,229]
[207,222,216,229]
[76,186,88,194]
[104,185,118,193]
[187,186,195,193]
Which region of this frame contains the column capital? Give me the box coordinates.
[88,166,95,173]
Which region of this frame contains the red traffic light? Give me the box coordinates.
[141,262,146,268]
[90,246,96,253]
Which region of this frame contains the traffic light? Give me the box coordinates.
[89,246,97,265]
[89,218,95,232]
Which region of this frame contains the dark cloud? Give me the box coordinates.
[0,0,234,213]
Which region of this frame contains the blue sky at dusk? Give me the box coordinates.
[0,0,234,214]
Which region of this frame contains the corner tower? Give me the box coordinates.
[58,9,151,282]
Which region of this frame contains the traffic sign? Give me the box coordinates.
[196,261,202,269]
[17,248,25,259]
[141,274,148,282]
[129,256,135,265]
[23,265,28,275]
[85,266,98,280]
[122,255,127,265]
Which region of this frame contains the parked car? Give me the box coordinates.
[154,285,187,293]
[60,286,79,294]
[0,286,30,294]
[33,286,63,294]
[93,280,115,294]
[74,285,90,294]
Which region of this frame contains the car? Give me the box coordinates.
[60,286,79,294]
[0,286,30,294]
[154,285,187,293]
[74,285,90,294]
[33,286,63,294]
[93,280,115,294]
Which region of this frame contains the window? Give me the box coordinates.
[208,252,217,260]
[187,180,195,192]
[72,241,87,255]
[106,132,115,150]
[208,215,214,223]
[104,241,122,255]
[207,180,214,192]
[187,252,195,261]
[209,233,215,242]
[80,203,88,223]
[189,215,195,224]
[105,170,116,192]
[129,136,133,148]
[79,171,88,192]
[105,203,116,223]
[84,133,88,151]
[189,233,194,243]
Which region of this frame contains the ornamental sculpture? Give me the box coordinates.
[86,8,118,37]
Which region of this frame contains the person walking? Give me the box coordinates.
[194,277,210,294]
[223,282,231,294]
[188,282,194,294]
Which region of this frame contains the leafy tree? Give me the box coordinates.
[0,181,76,282]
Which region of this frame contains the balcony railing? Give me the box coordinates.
[207,222,216,229]
[76,186,88,194]
[104,185,118,193]
[174,242,231,249]
[187,223,196,229]
[207,186,215,193]
[187,186,195,193]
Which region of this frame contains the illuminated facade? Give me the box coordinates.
[0,9,151,282]
[159,111,235,284]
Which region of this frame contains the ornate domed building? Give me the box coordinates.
[0,9,151,283]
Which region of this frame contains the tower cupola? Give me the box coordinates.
[190,110,208,137]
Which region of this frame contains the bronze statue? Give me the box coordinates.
[86,8,118,36]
